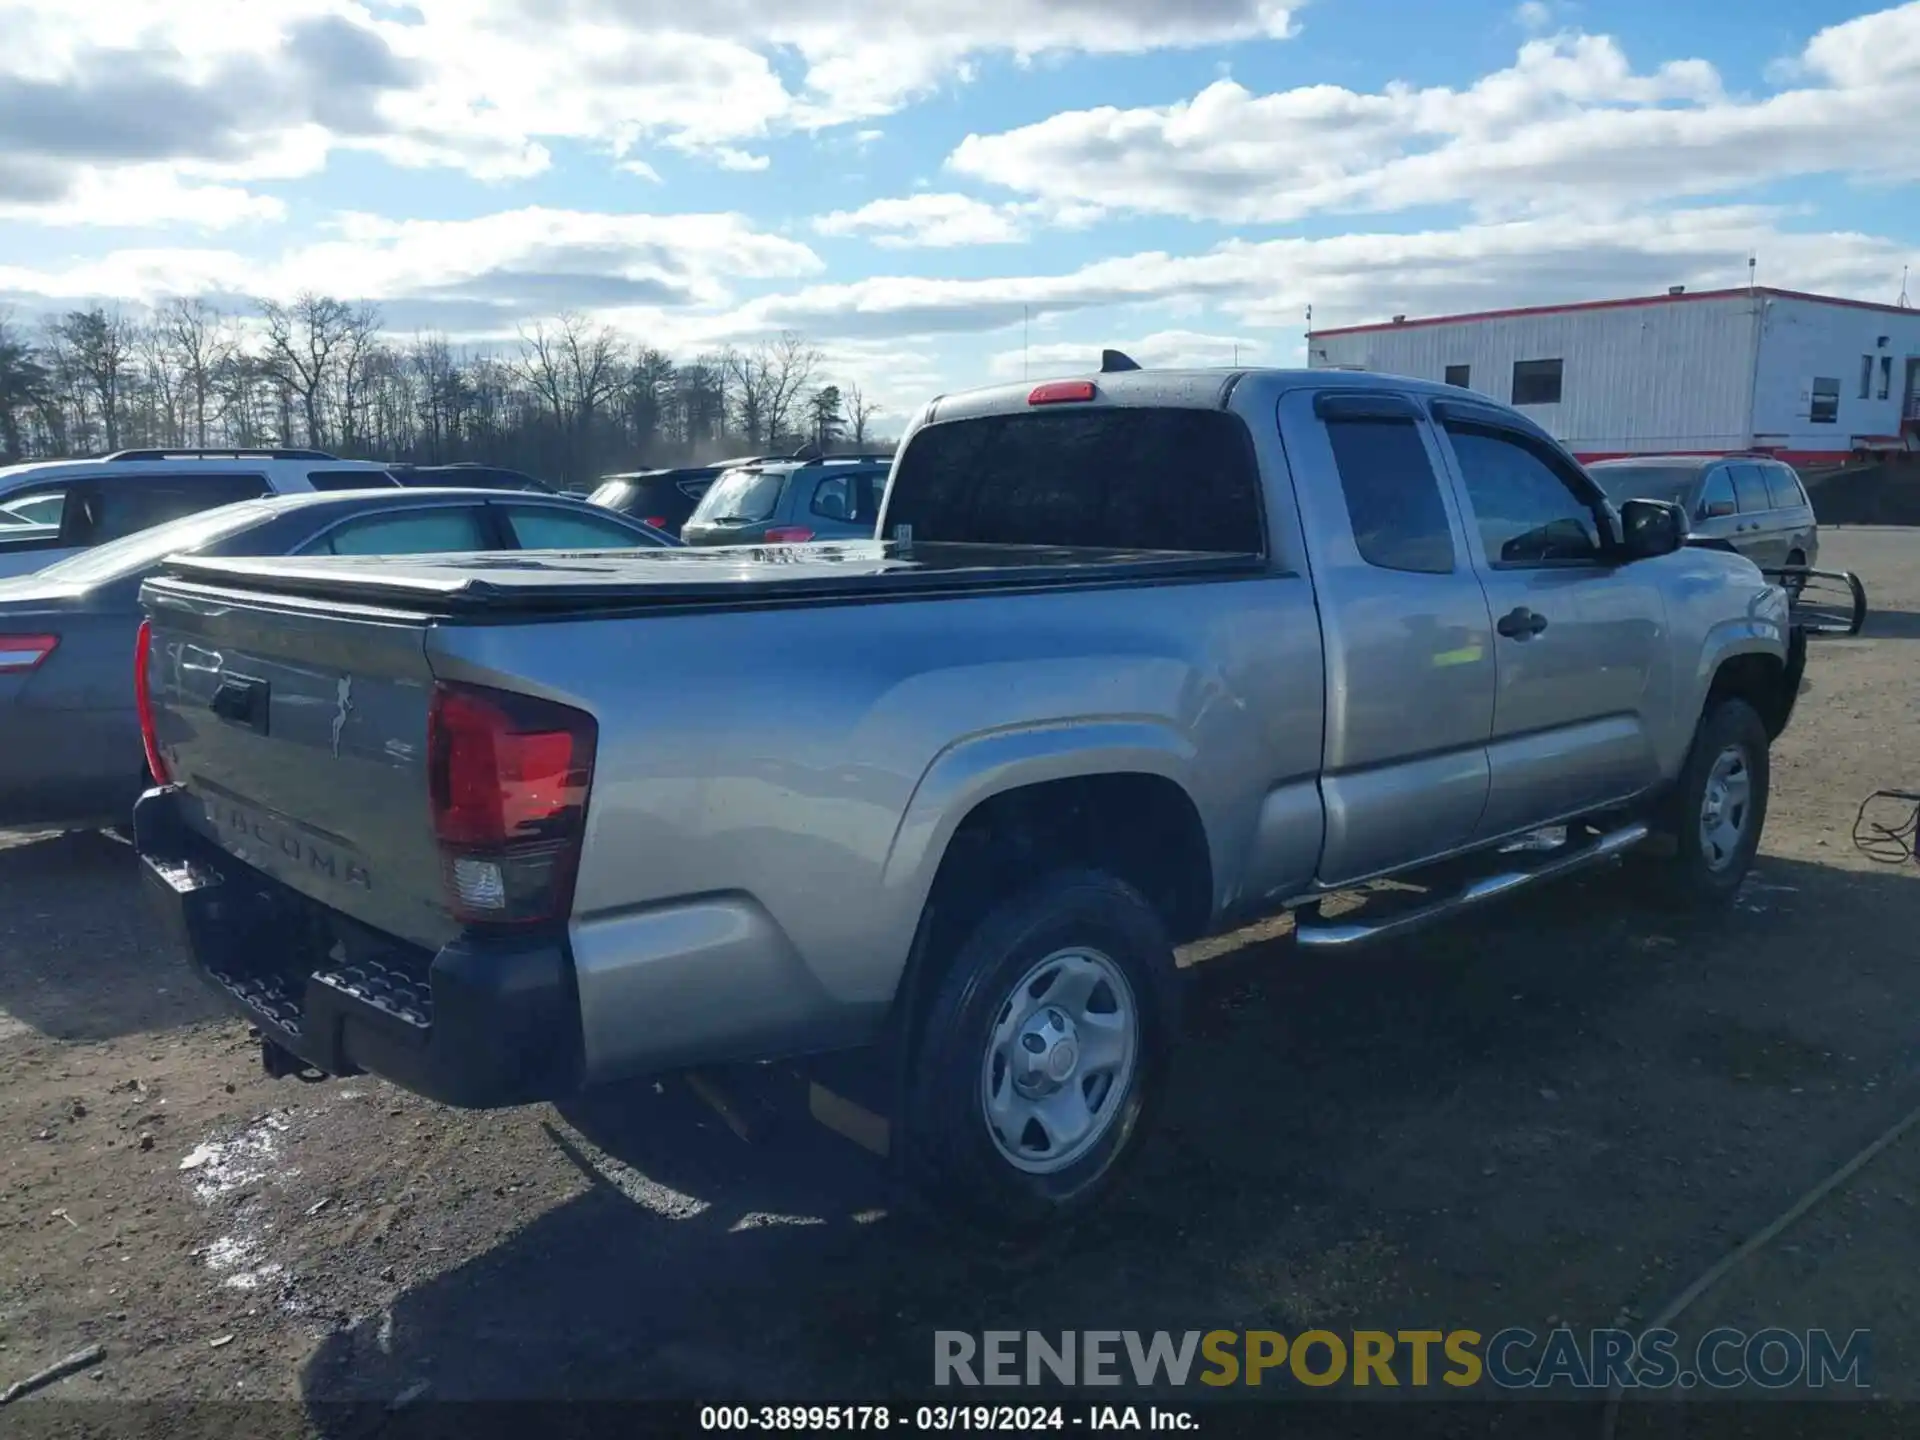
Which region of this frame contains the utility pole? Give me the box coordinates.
[1023,306,1030,380]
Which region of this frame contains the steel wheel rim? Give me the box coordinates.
[1698,743,1753,871]
[980,947,1138,1176]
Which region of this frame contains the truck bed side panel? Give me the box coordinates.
[424,575,1325,1083]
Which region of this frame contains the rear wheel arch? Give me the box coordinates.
[887,771,1213,1054]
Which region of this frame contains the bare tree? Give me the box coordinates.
[333,303,383,451]
[161,299,236,447]
[846,383,881,447]
[57,308,134,452]
[260,292,356,448]
[0,308,49,462]
[762,330,821,447]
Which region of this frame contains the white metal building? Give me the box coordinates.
[1307,286,1920,464]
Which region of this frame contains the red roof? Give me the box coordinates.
[1309,286,1920,339]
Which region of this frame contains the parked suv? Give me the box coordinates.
[1587,454,1818,572]
[0,448,400,578]
[388,463,553,493]
[587,456,785,538]
[679,454,892,546]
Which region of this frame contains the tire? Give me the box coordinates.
[902,868,1181,1234]
[1640,698,1770,908]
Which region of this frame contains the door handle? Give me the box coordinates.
[209,676,270,734]
[1497,607,1549,639]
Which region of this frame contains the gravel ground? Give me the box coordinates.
[3,528,1919,1428]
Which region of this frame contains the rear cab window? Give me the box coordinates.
[883,407,1265,554]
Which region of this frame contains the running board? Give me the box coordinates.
[1295,822,1650,950]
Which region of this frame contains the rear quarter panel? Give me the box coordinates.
[428,573,1324,1079]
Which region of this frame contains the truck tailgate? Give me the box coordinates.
[141,582,453,951]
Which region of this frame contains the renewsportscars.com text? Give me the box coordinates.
[933,1328,1870,1391]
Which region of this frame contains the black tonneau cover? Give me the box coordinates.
[149,540,1262,616]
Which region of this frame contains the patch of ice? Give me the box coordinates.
[224,1262,285,1291]
[179,1114,293,1201]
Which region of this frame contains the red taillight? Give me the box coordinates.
[134,621,169,785]
[642,516,668,529]
[427,682,596,926]
[1028,380,1096,405]
[764,526,816,543]
[0,633,57,673]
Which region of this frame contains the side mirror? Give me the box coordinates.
[1700,499,1736,520]
[1619,498,1685,560]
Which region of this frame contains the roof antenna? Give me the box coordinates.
[1100,348,1141,372]
[1748,253,1756,291]
[1900,266,1911,310]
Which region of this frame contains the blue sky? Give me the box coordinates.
[1,0,1916,423]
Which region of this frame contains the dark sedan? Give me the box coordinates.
[0,487,673,831]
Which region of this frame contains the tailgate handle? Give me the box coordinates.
[209,676,270,735]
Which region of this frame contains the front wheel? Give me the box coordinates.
[903,869,1181,1234]
[1639,698,1770,908]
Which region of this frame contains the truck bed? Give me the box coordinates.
[153,540,1262,616]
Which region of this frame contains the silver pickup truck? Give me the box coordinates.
[133,366,1805,1230]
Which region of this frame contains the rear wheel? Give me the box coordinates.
[1638,698,1769,908]
[902,869,1180,1234]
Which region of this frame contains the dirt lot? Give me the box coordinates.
[4,528,1920,1429]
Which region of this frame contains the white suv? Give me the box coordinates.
[0,448,401,578]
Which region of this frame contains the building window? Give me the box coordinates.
[1810,377,1840,425]
[1880,356,1893,401]
[1510,358,1563,406]
[1860,355,1875,399]
[1444,364,1471,389]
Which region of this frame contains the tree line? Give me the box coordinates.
[0,295,890,487]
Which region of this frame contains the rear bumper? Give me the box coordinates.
[134,785,582,1109]
[0,705,142,829]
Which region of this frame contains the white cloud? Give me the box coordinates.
[816,193,1030,247]
[948,6,1920,223]
[721,207,1912,343]
[0,206,824,344]
[0,0,1307,219]
[1513,1,1553,32]
[708,147,773,172]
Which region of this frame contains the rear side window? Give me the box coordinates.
[809,471,885,526]
[884,408,1264,554]
[502,507,654,549]
[1763,464,1804,509]
[307,469,401,491]
[1325,418,1454,573]
[64,472,269,546]
[1728,463,1772,513]
[309,508,490,556]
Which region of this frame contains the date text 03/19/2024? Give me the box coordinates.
[698,1405,1198,1431]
